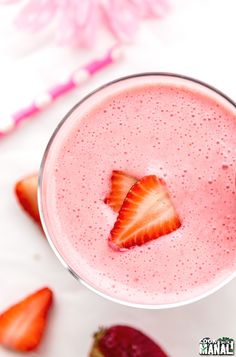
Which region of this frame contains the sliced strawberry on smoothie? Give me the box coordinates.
[15,174,42,228]
[0,287,53,352]
[104,170,137,213]
[90,325,168,357]
[109,175,181,250]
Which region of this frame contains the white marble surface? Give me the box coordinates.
[0,0,235,356]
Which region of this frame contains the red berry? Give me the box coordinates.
[90,325,169,357]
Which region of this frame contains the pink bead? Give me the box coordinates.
[13,105,39,125]
[49,80,76,99]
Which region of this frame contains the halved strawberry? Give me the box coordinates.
[109,175,181,250]
[90,325,168,357]
[104,170,137,213]
[0,287,53,352]
[15,174,42,228]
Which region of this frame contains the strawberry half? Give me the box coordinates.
[90,325,168,357]
[0,287,53,352]
[15,174,42,228]
[109,175,181,250]
[104,170,137,213]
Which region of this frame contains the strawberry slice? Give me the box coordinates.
[0,287,53,352]
[15,174,42,228]
[109,175,181,250]
[90,325,168,357]
[104,170,137,213]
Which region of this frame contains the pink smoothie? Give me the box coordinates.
[41,75,236,306]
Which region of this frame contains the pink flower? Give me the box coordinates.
[1,0,169,47]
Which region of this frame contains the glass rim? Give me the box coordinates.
[38,72,236,309]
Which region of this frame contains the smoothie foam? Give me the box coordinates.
[41,75,236,305]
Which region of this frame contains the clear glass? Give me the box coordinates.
[38,73,236,309]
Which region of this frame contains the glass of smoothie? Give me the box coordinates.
[38,73,236,309]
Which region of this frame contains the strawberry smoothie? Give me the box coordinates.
[40,74,236,306]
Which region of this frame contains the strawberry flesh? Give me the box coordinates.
[104,170,137,213]
[109,175,181,250]
[0,287,53,352]
[15,174,42,228]
[90,325,168,357]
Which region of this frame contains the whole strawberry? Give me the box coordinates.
[90,325,168,357]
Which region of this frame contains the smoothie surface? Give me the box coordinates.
[41,75,236,305]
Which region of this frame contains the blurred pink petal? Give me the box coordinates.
[128,0,151,17]
[102,0,139,42]
[56,0,100,47]
[74,0,93,27]
[1,0,170,47]
[129,0,169,17]
[15,0,57,31]
[145,0,170,17]
[74,0,100,47]
[0,0,22,4]
[75,3,100,47]
[55,1,77,46]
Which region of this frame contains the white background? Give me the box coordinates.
[0,0,235,356]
